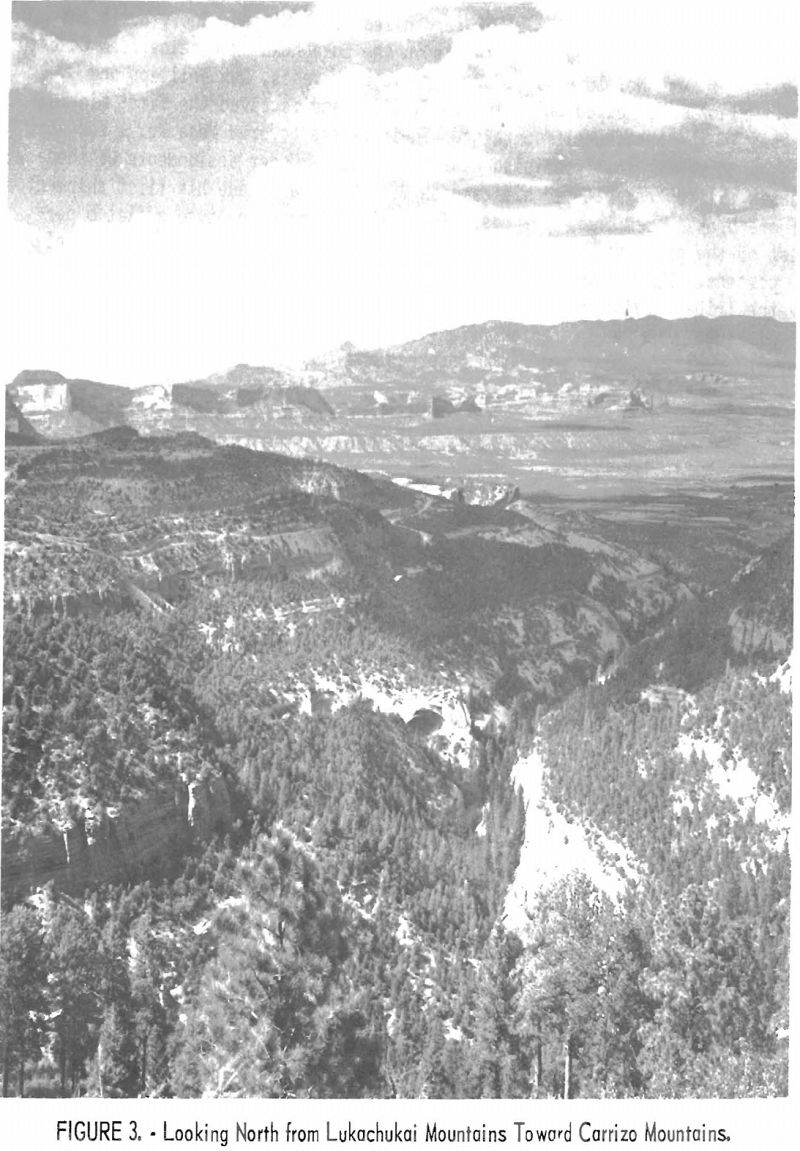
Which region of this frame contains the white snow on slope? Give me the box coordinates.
[672,656,791,841]
[770,654,793,694]
[393,477,447,499]
[504,745,638,939]
[296,670,476,768]
[673,734,788,843]
[676,732,724,769]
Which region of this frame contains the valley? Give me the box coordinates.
[1,316,793,1102]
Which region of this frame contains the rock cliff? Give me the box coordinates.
[1,774,232,902]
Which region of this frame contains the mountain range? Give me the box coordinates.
[7,315,794,499]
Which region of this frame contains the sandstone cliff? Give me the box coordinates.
[1,774,232,902]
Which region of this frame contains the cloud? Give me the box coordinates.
[13,0,796,118]
[12,3,796,236]
[635,78,798,120]
[563,219,650,237]
[465,4,544,32]
[6,1,795,386]
[489,118,796,219]
[11,2,479,100]
[13,3,312,46]
[12,4,795,261]
[456,181,556,208]
[724,85,798,120]
[9,64,295,232]
[12,18,187,98]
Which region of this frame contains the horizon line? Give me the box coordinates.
[6,311,796,389]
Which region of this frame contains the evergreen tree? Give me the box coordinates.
[469,925,523,1097]
[0,905,48,1097]
[47,903,104,1095]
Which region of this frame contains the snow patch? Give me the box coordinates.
[676,733,724,768]
[395,915,414,947]
[296,669,476,769]
[674,719,789,843]
[393,477,447,498]
[504,745,638,937]
[770,654,793,694]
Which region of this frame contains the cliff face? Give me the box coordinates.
[1,775,232,902]
[10,377,71,414]
[728,608,791,657]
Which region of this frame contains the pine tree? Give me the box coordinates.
[0,905,48,1097]
[470,925,522,1097]
[47,903,104,1095]
[92,920,139,1096]
[516,876,620,1098]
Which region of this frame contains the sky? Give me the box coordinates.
[6,0,798,386]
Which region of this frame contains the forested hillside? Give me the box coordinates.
[1,433,792,1098]
[516,662,791,1098]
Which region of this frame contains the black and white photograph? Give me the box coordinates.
[1,0,795,1112]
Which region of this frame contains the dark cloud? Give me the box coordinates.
[489,119,796,218]
[563,219,651,237]
[465,4,543,32]
[725,84,798,119]
[12,2,311,46]
[634,78,798,120]
[12,6,453,104]
[9,7,463,233]
[9,43,340,230]
[9,87,202,230]
[455,181,553,207]
[9,6,459,234]
[355,35,453,74]
[649,78,717,111]
[460,180,652,236]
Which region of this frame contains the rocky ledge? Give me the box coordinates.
[1,775,232,902]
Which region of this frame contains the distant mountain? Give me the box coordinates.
[378,315,796,373]
[298,316,795,495]
[309,315,794,394]
[7,369,133,438]
[203,363,292,389]
[6,362,334,440]
[7,316,794,499]
[315,316,794,409]
[11,369,67,387]
[171,363,335,417]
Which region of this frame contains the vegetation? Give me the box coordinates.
[1,434,791,1098]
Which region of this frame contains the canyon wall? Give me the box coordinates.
[2,774,232,902]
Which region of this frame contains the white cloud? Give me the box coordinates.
[13,18,197,99]
[6,2,795,384]
[184,0,458,63]
[12,2,472,100]
[15,1,796,102]
[265,22,793,237]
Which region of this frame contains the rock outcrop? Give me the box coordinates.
[1,775,232,902]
